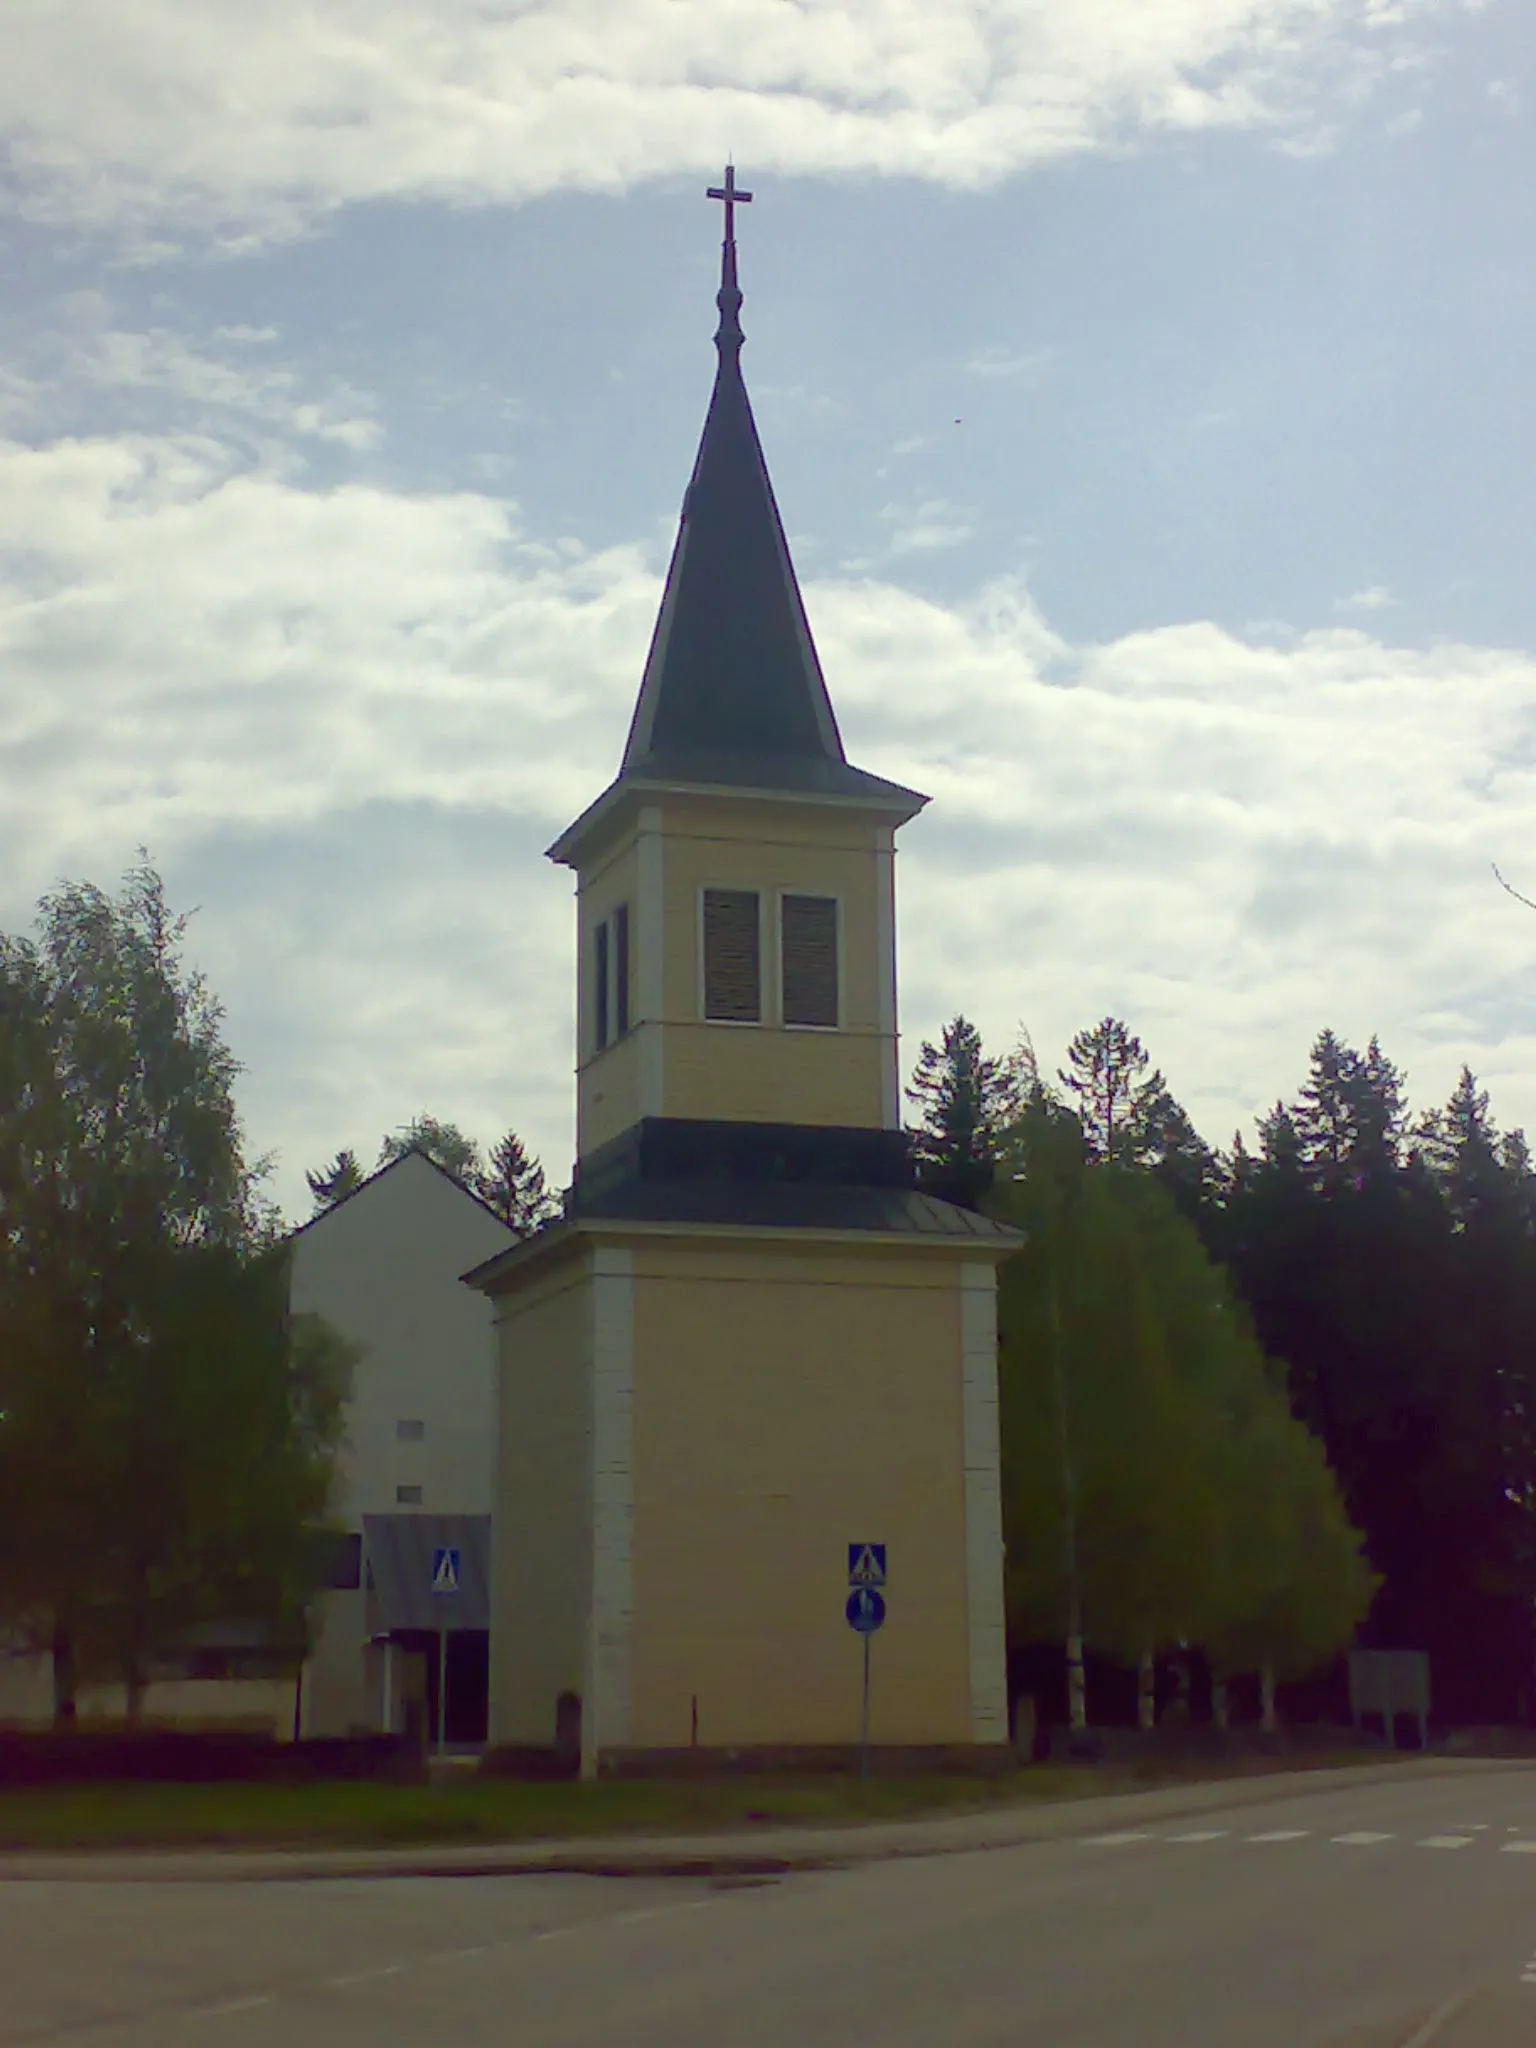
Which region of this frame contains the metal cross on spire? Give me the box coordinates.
[707,165,753,356]
[707,164,753,243]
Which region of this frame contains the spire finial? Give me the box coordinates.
[706,164,753,355]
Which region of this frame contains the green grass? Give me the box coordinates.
[0,1748,1393,1854]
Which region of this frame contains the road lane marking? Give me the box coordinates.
[195,1995,276,2018]
[1166,1829,1228,1843]
[1246,1829,1310,1842]
[1400,1987,1475,2045]
[1500,1840,1536,1854]
[1417,1835,1476,1849]
[327,1964,404,1988]
[1081,1831,1152,1846]
[1331,1831,1394,1845]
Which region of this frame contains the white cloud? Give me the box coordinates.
[1336,583,1395,610]
[5,416,1536,1223]
[881,496,975,553]
[0,0,1452,248]
[1,304,382,454]
[964,346,1051,382]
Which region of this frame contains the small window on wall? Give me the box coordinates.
[781,894,839,1027]
[396,1484,423,1505]
[614,902,631,1036]
[703,888,761,1022]
[396,1418,425,1442]
[594,917,611,1051]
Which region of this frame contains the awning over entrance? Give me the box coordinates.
[361,1513,491,1633]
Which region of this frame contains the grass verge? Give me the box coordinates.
[0,1749,1401,1854]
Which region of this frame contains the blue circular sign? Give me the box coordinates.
[845,1587,887,1634]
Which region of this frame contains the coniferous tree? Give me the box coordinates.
[478,1131,560,1237]
[305,1148,365,1213]
[1058,1016,1158,1165]
[907,1016,1016,1209]
[1221,1031,1536,1721]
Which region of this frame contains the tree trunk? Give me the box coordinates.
[1067,1600,1088,1733]
[1212,1679,1230,1732]
[1138,1644,1156,1732]
[50,1622,78,1729]
[1260,1656,1278,1735]
[123,1657,148,1726]
[1049,1262,1087,1735]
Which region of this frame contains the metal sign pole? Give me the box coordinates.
[429,1543,461,1762]
[861,1630,871,1784]
[846,1543,886,1788]
[437,1628,448,1758]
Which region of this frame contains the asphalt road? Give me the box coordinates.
[7,1769,1536,2046]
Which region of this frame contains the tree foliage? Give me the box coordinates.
[907,1016,1032,1209]
[0,858,349,1716]
[1059,1015,1219,1220]
[305,1149,364,1211]
[1214,1032,1536,1720]
[477,1130,561,1236]
[306,1115,559,1237]
[994,1113,1373,1706]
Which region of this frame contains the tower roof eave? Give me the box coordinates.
[546,761,928,868]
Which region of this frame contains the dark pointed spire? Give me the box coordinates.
[616,169,921,808]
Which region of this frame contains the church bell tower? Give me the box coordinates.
[550,164,927,1190]
[466,172,1018,1770]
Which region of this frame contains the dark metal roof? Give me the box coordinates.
[613,188,927,814]
[461,1182,1020,1300]
[362,1513,491,1633]
[571,1179,1023,1242]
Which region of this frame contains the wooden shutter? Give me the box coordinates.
[594,917,610,1050]
[702,888,761,1022]
[614,902,631,1036]
[781,894,839,1027]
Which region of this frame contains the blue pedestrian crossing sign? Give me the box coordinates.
[431,1546,461,1596]
[848,1543,886,1587]
[846,1586,887,1634]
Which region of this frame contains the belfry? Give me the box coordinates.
[464,171,1018,1767]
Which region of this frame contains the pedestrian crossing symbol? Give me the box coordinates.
[431,1546,461,1596]
[848,1543,886,1587]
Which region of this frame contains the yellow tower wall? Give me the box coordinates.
[485,1258,595,1749]
[623,1235,1000,1750]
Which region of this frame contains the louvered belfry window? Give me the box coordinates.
[702,888,761,1022]
[781,893,839,1028]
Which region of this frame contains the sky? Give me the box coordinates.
[2,0,1534,1223]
